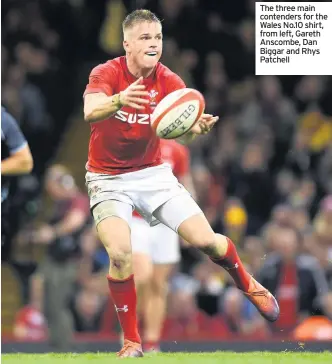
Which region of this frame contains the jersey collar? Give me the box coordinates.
[121,56,157,86]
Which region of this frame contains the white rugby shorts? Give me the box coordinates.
[131,217,180,264]
[85,163,202,232]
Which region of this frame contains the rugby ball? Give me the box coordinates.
[151,88,205,139]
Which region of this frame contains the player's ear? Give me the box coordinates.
[123,40,129,52]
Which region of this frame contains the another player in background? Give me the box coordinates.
[131,139,195,353]
[83,9,279,358]
[1,106,33,259]
[1,106,33,201]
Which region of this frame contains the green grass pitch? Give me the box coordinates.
[2,352,332,363]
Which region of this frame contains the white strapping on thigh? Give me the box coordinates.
[153,194,203,233]
[92,200,133,228]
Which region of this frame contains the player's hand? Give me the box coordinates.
[119,77,150,110]
[190,113,219,135]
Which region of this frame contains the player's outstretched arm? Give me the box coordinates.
[191,113,219,135]
[177,114,219,145]
[84,77,150,123]
[84,92,122,123]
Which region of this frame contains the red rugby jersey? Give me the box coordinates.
[159,139,190,179]
[84,56,186,174]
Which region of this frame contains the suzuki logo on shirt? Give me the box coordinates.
[115,110,151,124]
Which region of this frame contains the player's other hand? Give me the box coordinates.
[190,113,219,135]
[119,77,150,110]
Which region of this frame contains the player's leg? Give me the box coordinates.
[143,263,173,352]
[131,217,153,317]
[143,224,180,352]
[92,201,143,357]
[132,253,153,316]
[153,194,280,322]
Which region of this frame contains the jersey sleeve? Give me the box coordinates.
[1,108,28,154]
[166,73,186,94]
[83,63,115,97]
[174,143,190,178]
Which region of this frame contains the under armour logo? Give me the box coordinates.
[225,262,239,271]
[115,305,128,312]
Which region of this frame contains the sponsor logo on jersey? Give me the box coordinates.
[115,111,151,124]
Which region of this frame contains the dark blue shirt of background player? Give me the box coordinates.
[1,106,33,202]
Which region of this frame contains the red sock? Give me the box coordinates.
[107,274,141,344]
[210,237,251,291]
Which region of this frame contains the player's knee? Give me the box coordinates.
[108,249,132,272]
[150,276,168,297]
[134,273,148,287]
[102,231,131,260]
[133,259,153,286]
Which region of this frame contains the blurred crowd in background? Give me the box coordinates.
[2,0,332,344]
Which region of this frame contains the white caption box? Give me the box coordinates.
[256,2,332,75]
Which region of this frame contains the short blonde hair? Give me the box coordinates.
[122,9,161,32]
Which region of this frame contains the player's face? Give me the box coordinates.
[125,21,162,69]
